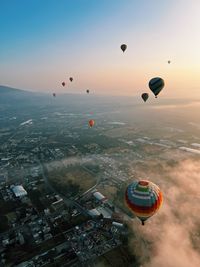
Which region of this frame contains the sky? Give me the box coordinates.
[1,0,200,97]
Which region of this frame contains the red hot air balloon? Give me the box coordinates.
[120,44,127,53]
[125,180,163,225]
[88,119,95,127]
[69,77,73,82]
[62,82,66,87]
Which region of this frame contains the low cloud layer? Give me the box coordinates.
[129,159,200,267]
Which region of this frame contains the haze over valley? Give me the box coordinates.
[0,86,200,266]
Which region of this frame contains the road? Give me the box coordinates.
[38,159,90,217]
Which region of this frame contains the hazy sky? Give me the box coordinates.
[1,0,200,97]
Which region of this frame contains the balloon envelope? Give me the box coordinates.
[88,119,95,127]
[86,89,90,94]
[69,77,73,82]
[120,44,127,52]
[125,180,163,225]
[141,93,149,102]
[62,82,65,87]
[149,77,164,98]
[53,93,56,97]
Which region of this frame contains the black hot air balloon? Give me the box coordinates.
[120,44,127,53]
[53,93,56,97]
[86,89,90,94]
[69,77,73,82]
[149,77,165,98]
[141,93,149,102]
[62,82,65,87]
[168,60,171,64]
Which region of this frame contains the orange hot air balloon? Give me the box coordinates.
[88,119,95,127]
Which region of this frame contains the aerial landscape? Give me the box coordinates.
[0,1,200,267]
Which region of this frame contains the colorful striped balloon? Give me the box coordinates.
[125,180,163,225]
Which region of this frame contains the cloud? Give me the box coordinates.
[150,101,200,110]
[129,159,200,267]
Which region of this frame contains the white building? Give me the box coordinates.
[93,191,107,202]
[96,207,112,218]
[11,185,27,198]
[88,208,101,217]
[112,221,124,228]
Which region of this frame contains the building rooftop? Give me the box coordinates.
[93,191,107,202]
[96,207,112,218]
[11,185,27,197]
[88,208,101,217]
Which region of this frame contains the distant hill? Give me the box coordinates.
[0,85,136,109]
[0,85,45,108]
[2,85,197,113]
[0,85,30,94]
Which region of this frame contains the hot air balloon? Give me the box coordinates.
[141,93,149,102]
[88,119,95,127]
[53,93,56,97]
[69,77,73,82]
[168,60,171,64]
[149,77,165,98]
[86,89,90,94]
[125,180,163,225]
[62,82,65,87]
[120,44,127,53]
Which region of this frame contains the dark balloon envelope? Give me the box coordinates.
[86,89,90,94]
[149,77,165,98]
[120,44,127,52]
[53,93,56,97]
[69,77,73,82]
[62,82,65,87]
[141,93,149,102]
[125,180,163,225]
